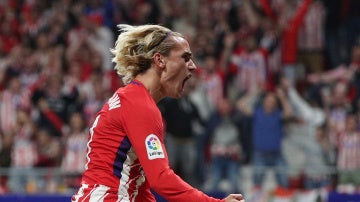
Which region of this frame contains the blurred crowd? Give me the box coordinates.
[0,0,360,199]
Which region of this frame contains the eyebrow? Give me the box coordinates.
[181,51,192,58]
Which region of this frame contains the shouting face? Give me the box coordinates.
[159,36,197,98]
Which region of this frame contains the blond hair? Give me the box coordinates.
[111,24,183,85]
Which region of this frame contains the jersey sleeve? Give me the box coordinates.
[121,97,224,202]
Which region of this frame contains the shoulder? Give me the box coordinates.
[117,84,161,118]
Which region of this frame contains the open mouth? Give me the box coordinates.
[182,74,192,89]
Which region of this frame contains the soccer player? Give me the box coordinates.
[71,24,245,202]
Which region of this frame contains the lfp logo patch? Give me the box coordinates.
[145,134,164,160]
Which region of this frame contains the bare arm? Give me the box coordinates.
[243,0,261,29]
[218,32,235,73]
[236,89,261,116]
[276,87,292,119]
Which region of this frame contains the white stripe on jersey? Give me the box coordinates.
[118,147,144,201]
[72,184,111,202]
[131,169,146,200]
[85,115,101,170]
[72,183,88,202]
[89,185,110,202]
[108,93,121,110]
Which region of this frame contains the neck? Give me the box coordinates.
[135,68,164,103]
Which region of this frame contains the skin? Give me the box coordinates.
[263,92,277,113]
[135,36,196,102]
[135,36,245,202]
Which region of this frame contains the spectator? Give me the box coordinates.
[323,80,353,147]
[78,69,111,127]
[237,87,292,190]
[201,55,225,114]
[297,0,326,74]
[33,126,62,193]
[0,76,31,136]
[306,44,360,115]
[32,74,80,137]
[159,77,203,187]
[307,44,360,86]
[280,77,333,190]
[65,23,103,83]
[259,0,313,85]
[7,109,38,193]
[82,13,114,72]
[205,98,243,194]
[336,113,360,194]
[0,44,28,90]
[35,127,62,168]
[61,111,88,190]
[303,124,334,190]
[239,0,280,90]
[227,33,268,100]
[188,57,224,185]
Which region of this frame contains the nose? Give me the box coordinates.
[188,59,197,71]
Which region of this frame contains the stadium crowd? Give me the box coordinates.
[0,0,360,201]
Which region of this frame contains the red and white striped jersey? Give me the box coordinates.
[61,131,88,173]
[229,47,268,93]
[72,80,224,202]
[0,89,31,135]
[337,132,360,170]
[298,1,325,51]
[12,125,38,168]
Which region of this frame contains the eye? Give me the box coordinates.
[182,53,192,62]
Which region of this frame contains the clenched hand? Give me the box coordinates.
[224,194,245,202]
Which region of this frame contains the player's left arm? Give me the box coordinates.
[122,102,224,202]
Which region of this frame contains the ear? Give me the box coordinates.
[153,52,165,68]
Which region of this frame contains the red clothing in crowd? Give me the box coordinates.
[259,0,313,65]
[281,0,312,64]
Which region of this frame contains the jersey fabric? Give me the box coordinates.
[72,80,224,202]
